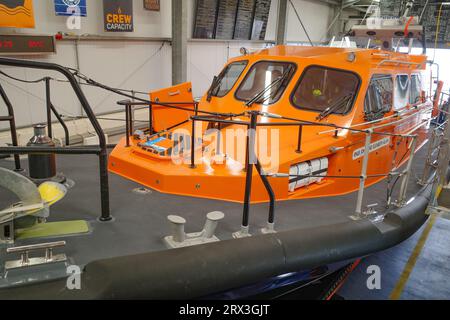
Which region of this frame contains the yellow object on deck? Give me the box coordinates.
[15,220,90,241]
[38,182,67,206]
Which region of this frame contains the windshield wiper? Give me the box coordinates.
[245,65,293,107]
[207,75,222,102]
[316,94,354,121]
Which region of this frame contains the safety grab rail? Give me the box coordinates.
[326,103,432,131]
[189,111,275,232]
[116,85,444,227]
[188,111,421,224]
[0,57,111,222]
[0,72,71,147]
[0,83,21,170]
[117,99,245,148]
[117,97,430,226]
[377,60,423,68]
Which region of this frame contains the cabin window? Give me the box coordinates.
[291,66,360,115]
[394,74,410,110]
[364,75,393,121]
[235,61,296,104]
[410,74,422,105]
[210,61,248,97]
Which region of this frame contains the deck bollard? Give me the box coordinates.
[202,211,225,239]
[167,215,186,243]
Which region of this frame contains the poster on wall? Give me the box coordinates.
[233,0,256,40]
[103,0,134,32]
[193,0,271,40]
[144,0,160,11]
[193,0,219,39]
[215,0,239,39]
[54,0,87,17]
[251,0,271,40]
[0,0,35,28]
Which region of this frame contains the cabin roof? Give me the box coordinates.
[251,45,427,71]
[254,46,365,58]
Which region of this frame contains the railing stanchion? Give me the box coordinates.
[45,77,53,138]
[0,83,21,171]
[352,129,372,219]
[255,160,276,234]
[49,102,70,146]
[233,112,258,238]
[99,149,111,222]
[296,125,303,153]
[129,104,134,135]
[190,118,196,168]
[125,103,131,147]
[217,122,222,155]
[149,103,153,135]
[397,136,417,206]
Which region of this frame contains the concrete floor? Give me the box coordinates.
[338,216,450,300]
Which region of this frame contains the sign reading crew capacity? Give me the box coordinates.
[103,0,133,32]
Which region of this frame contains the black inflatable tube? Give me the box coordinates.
[0,184,433,300]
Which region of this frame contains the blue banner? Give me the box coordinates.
[54,0,87,17]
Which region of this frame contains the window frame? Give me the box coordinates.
[364,74,394,121]
[212,60,249,98]
[409,73,422,105]
[289,65,362,116]
[234,60,298,105]
[394,73,411,111]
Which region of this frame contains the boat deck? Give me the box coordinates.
[0,144,429,269]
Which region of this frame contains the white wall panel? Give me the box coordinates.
[0,0,333,132]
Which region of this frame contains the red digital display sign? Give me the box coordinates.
[0,35,55,55]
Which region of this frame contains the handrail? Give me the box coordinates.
[0,58,106,147]
[369,107,432,131]
[318,106,433,136]
[49,102,70,146]
[44,77,70,146]
[0,146,101,155]
[342,103,431,130]
[118,95,437,228]
[7,241,66,254]
[377,60,423,68]
[117,99,240,118]
[0,82,21,171]
[190,111,275,233]
[0,57,111,221]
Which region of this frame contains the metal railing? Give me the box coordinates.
[0,82,21,171]
[118,96,429,230]
[0,58,111,222]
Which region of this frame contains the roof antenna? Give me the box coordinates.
[288,0,314,47]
